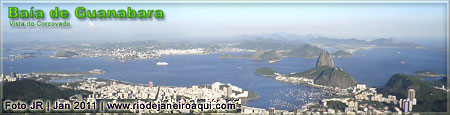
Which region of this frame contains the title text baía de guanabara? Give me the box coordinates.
[8,7,164,19]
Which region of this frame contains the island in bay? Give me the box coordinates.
[413,70,445,77]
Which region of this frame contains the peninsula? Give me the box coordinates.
[413,70,445,77]
[255,51,358,89]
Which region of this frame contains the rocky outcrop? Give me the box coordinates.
[290,66,357,88]
[288,51,358,88]
[316,51,334,68]
[313,67,357,88]
[256,50,358,88]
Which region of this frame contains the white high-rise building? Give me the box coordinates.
[403,101,413,113]
[408,89,416,106]
[227,86,233,98]
[408,89,415,100]
[398,89,417,113]
[212,82,220,91]
[356,84,367,90]
[388,95,397,104]
[399,99,404,108]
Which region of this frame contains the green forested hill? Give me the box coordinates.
[288,66,357,88]
[378,74,447,112]
[285,44,324,58]
[3,80,90,101]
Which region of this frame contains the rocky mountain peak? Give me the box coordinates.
[316,51,334,68]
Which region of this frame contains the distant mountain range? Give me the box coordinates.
[233,33,422,48]
[305,37,421,48]
[235,37,300,50]
[229,36,422,60]
[223,42,324,60]
[306,37,367,45]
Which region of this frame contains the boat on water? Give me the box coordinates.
[156,62,168,66]
[268,60,280,64]
[401,61,406,64]
[120,60,125,63]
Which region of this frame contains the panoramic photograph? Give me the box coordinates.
[1,1,448,114]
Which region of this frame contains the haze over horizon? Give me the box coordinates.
[2,3,447,47]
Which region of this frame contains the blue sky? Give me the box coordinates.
[1,3,447,43]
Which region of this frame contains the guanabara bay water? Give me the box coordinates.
[3,46,446,110]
